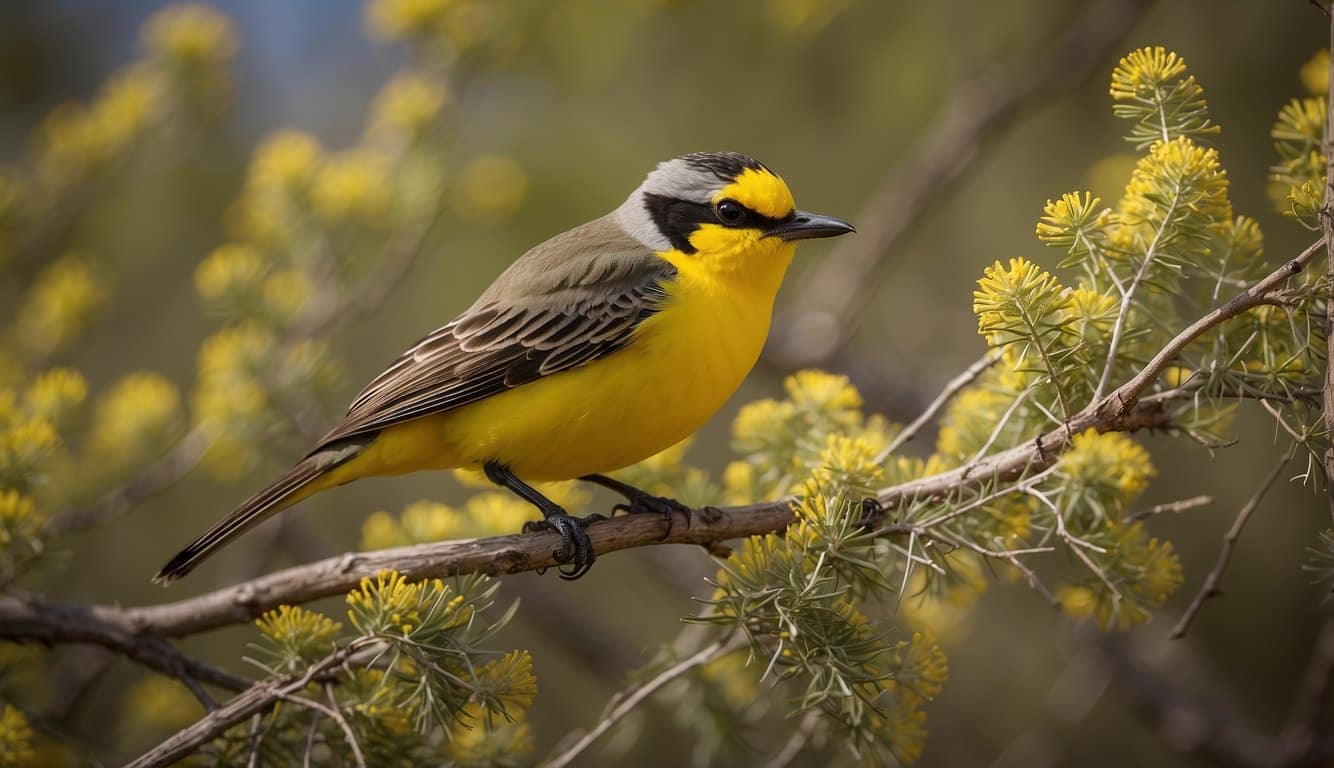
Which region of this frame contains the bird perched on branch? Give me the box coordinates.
[156,151,854,582]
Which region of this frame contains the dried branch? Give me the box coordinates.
[767,0,1156,368]
[874,351,998,462]
[50,427,210,535]
[1323,6,1334,521]
[125,648,352,768]
[1169,448,1293,640]
[1126,495,1214,523]
[0,591,250,701]
[540,638,736,768]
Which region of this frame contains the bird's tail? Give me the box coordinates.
[153,440,367,584]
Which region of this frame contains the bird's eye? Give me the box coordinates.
[715,199,745,225]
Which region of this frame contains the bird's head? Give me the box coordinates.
[614,152,854,272]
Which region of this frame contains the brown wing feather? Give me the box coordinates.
[312,216,674,450]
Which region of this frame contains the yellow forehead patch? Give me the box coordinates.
[712,167,795,220]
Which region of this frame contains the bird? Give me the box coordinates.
[155,151,854,583]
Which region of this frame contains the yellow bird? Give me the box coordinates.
[156,152,854,582]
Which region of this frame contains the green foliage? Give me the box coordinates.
[217,572,534,767]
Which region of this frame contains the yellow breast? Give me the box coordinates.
[347,236,797,483]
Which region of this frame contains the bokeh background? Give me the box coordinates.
[0,0,1326,765]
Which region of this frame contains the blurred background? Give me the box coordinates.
[0,0,1326,765]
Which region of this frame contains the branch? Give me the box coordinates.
[1169,448,1293,640]
[49,427,210,535]
[1323,4,1334,521]
[540,639,735,768]
[125,648,352,768]
[0,591,250,703]
[767,0,1156,368]
[874,351,998,462]
[5,241,1319,646]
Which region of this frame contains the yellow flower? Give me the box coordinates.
[448,703,533,768]
[1301,49,1330,96]
[1059,429,1155,503]
[361,510,406,550]
[141,3,237,66]
[87,372,182,470]
[248,130,323,193]
[400,499,470,542]
[785,369,863,416]
[0,491,42,549]
[699,650,760,710]
[22,368,87,428]
[453,154,527,222]
[194,243,267,305]
[90,66,165,156]
[371,73,450,139]
[260,269,311,324]
[1062,286,1119,344]
[346,570,425,636]
[1118,137,1231,230]
[122,675,203,734]
[311,149,392,223]
[1035,191,1105,247]
[16,254,110,355]
[0,705,36,766]
[1109,46,1188,101]
[255,605,342,666]
[464,492,537,537]
[0,419,61,484]
[474,650,537,716]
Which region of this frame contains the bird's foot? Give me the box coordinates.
[523,511,606,580]
[612,491,692,540]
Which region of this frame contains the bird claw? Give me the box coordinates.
[612,492,692,540]
[524,512,604,579]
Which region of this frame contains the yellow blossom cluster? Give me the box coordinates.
[14,254,110,357]
[0,704,36,766]
[86,372,183,477]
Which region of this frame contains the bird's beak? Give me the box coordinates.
[765,211,856,241]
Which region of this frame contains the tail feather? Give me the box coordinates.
[154,441,366,584]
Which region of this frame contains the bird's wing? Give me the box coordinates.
[313,218,673,448]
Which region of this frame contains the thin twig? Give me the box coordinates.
[762,709,822,768]
[125,647,352,768]
[50,427,210,535]
[540,639,735,768]
[875,351,998,463]
[268,687,366,768]
[1169,447,1293,640]
[1126,495,1214,523]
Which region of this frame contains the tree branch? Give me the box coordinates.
[767,0,1157,368]
[1169,448,1293,640]
[124,648,352,768]
[0,591,250,700]
[1322,3,1334,522]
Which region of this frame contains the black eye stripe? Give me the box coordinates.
[642,193,792,254]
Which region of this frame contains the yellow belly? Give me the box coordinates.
[331,240,794,484]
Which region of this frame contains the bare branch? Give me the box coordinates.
[50,427,210,535]
[125,648,352,768]
[768,0,1156,368]
[1126,495,1214,523]
[875,351,998,463]
[0,591,250,700]
[1317,3,1334,521]
[1170,449,1293,640]
[540,639,736,768]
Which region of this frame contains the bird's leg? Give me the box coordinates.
[483,461,603,579]
[579,473,691,540]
